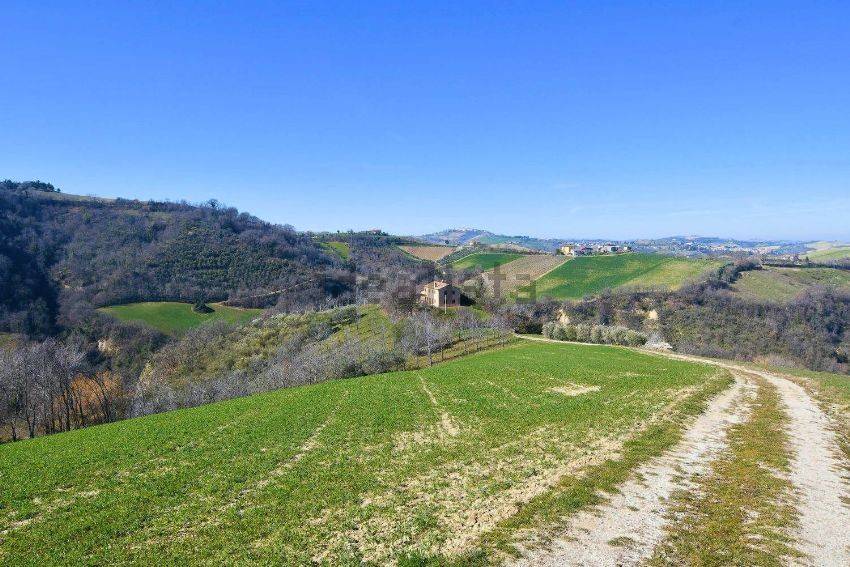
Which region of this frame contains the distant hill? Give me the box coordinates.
[419,228,563,252]
[421,228,810,256]
[805,242,850,261]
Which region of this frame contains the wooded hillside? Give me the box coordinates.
[0,181,349,336]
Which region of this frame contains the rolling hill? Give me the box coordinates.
[420,228,564,252]
[806,242,850,261]
[0,181,347,335]
[0,340,725,564]
[732,267,850,302]
[469,255,568,296]
[529,254,724,299]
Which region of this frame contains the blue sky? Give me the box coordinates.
[2,1,849,241]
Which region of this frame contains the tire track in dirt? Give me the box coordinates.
[513,371,753,567]
[419,376,460,438]
[749,369,850,566]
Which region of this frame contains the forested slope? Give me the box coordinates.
[0,180,349,335]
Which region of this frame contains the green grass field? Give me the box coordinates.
[807,245,850,261]
[98,302,262,334]
[320,240,351,260]
[0,340,727,564]
[529,254,723,299]
[451,252,522,271]
[733,267,850,302]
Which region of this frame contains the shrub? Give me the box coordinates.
[575,324,592,342]
[590,325,604,344]
[541,321,648,347]
[553,324,568,341]
[624,329,648,346]
[192,301,213,314]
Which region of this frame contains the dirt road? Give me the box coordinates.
[514,337,850,566]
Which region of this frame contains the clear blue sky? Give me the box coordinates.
[2,2,849,241]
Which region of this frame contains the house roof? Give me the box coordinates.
[423,280,453,291]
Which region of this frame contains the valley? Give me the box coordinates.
[2,185,849,565]
[5,5,850,564]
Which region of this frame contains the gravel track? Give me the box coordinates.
[514,338,850,565]
[514,372,753,566]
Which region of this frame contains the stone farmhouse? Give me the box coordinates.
[559,245,593,256]
[420,280,462,308]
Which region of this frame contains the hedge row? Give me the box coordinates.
[541,321,648,346]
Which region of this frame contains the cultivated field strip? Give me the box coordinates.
[452,251,523,271]
[469,254,568,295]
[398,245,457,261]
[0,342,724,565]
[530,254,724,299]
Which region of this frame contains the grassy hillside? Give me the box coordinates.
[451,251,523,271]
[99,302,262,334]
[0,341,727,564]
[138,305,390,393]
[319,240,351,260]
[530,254,722,299]
[733,267,850,302]
[807,245,850,261]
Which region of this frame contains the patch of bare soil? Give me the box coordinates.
[514,372,753,567]
[548,384,601,397]
[399,245,457,261]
